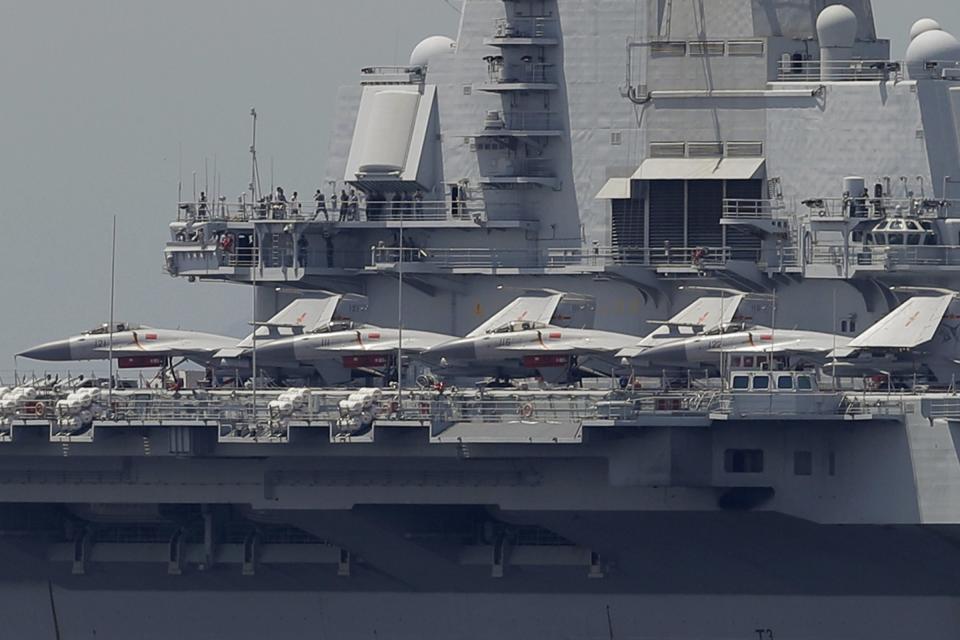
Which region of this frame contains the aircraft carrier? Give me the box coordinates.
[3,1,960,637]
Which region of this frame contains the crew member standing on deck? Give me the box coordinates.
[339,189,349,222]
[314,190,328,221]
[349,189,359,221]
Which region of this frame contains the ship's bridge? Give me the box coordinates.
[719,185,960,281]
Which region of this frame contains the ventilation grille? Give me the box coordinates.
[650,41,687,57]
[610,131,622,146]
[727,40,765,56]
[726,141,764,157]
[649,142,686,158]
[688,142,724,158]
[688,41,724,56]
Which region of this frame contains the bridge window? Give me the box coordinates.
[752,375,770,390]
[725,449,764,473]
[777,375,794,390]
[794,451,813,476]
[732,375,749,390]
[797,376,813,390]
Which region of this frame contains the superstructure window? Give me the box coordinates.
[651,41,687,57]
[752,375,770,390]
[688,41,725,56]
[840,319,858,334]
[724,449,764,474]
[728,40,765,56]
[732,375,750,390]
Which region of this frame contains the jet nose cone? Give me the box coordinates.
[253,339,298,364]
[18,339,72,361]
[423,340,477,367]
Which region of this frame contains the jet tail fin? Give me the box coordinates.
[848,295,953,350]
[467,295,564,337]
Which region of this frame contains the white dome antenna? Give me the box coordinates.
[409,36,456,68]
[816,5,858,80]
[905,29,960,79]
[910,18,942,41]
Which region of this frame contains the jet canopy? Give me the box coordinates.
[310,320,364,334]
[489,320,549,334]
[700,323,750,337]
[84,323,143,335]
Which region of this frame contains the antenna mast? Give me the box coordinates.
[249,108,261,203]
[249,108,260,431]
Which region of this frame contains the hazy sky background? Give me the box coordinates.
[0,0,956,376]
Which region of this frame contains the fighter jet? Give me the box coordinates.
[827,288,960,383]
[18,296,367,383]
[252,323,456,384]
[213,295,375,380]
[629,325,851,371]
[617,292,753,360]
[420,293,638,383]
[618,292,848,372]
[19,323,238,370]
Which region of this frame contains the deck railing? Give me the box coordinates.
[176,198,489,224]
[776,59,901,82]
[810,245,960,269]
[722,199,788,219]
[546,246,740,268]
[370,247,541,269]
[368,245,757,270]
[801,196,955,219]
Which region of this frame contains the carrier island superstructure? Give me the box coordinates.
[3,1,960,638]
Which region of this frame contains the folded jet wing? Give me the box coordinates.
[714,331,850,356]
[254,327,456,368]
[490,329,638,355]
[846,295,953,350]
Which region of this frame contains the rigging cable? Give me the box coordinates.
[440,0,461,13]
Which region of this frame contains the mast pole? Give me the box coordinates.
[250,108,259,429]
[397,215,404,415]
[108,215,117,405]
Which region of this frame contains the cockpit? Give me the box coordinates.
[311,320,362,334]
[84,322,141,335]
[490,321,548,334]
[700,323,748,337]
[864,218,936,246]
